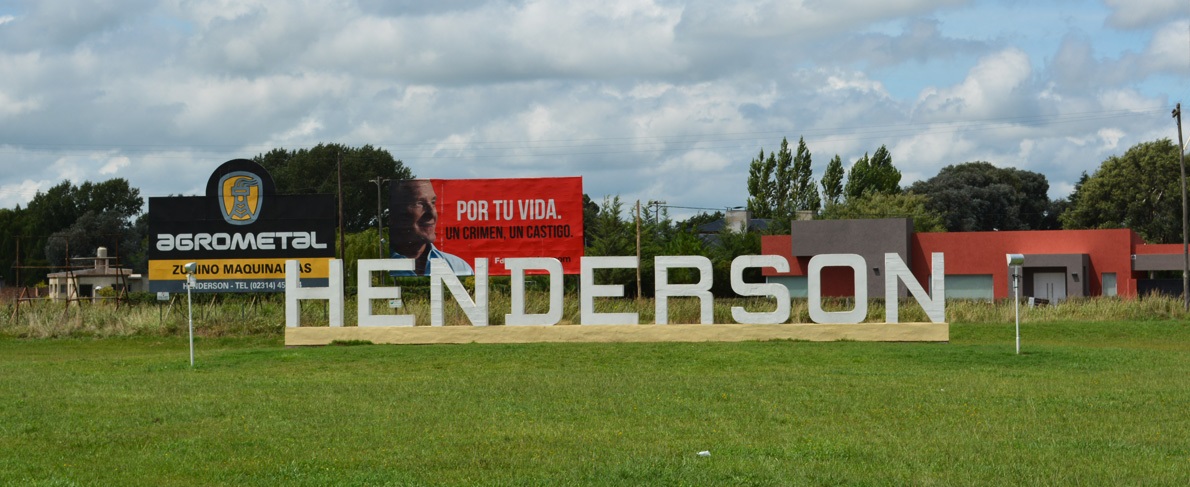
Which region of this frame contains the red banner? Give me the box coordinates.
[389,177,584,275]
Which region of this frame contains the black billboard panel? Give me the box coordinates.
[148,159,335,293]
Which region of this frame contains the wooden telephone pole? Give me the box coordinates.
[1175,103,1187,311]
[635,200,642,300]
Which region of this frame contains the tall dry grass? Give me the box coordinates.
[2,292,1187,338]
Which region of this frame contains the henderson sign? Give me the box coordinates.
[282,252,945,329]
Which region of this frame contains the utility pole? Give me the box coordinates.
[371,177,390,258]
[635,200,642,301]
[1175,103,1188,311]
[337,152,345,262]
[647,199,667,227]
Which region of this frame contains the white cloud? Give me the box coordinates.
[1097,128,1125,151]
[676,0,963,40]
[99,156,130,175]
[0,0,1183,214]
[50,158,86,183]
[1104,0,1190,29]
[891,130,978,180]
[301,0,687,82]
[654,149,731,174]
[913,49,1034,120]
[1143,20,1190,73]
[822,73,890,98]
[0,179,49,209]
[0,91,40,118]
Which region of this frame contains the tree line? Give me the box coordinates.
[744,136,1184,243]
[1,138,1184,289]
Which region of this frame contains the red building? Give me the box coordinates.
[761,218,1186,301]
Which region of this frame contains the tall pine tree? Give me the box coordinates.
[745,149,776,218]
[821,154,845,206]
[790,137,820,214]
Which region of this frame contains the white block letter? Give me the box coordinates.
[885,252,946,323]
[431,258,488,326]
[731,255,791,324]
[285,259,344,328]
[654,256,714,324]
[580,256,639,325]
[808,254,867,324]
[505,258,564,326]
[357,259,415,327]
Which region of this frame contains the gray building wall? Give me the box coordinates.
[1018,253,1089,299]
[790,218,913,299]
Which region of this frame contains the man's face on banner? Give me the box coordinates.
[394,180,438,246]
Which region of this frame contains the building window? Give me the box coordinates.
[944,275,994,300]
[772,276,808,298]
[1102,273,1117,297]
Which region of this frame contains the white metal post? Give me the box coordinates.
[1006,254,1024,355]
[187,274,195,367]
[1014,267,1020,355]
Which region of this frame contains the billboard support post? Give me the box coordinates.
[184,262,197,367]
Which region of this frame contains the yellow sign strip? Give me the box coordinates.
[149,258,332,281]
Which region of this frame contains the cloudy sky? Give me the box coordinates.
[1,0,1188,219]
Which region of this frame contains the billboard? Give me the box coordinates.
[388,177,583,275]
[148,159,336,293]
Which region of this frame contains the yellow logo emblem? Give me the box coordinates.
[219,171,262,225]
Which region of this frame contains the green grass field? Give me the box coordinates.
[1,320,1188,486]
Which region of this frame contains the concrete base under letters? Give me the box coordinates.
[285,322,949,346]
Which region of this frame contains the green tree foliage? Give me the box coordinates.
[585,196,639,295]
[821,154,845,207]
[772,138,794,219]
[582,198,761,297]
[1060,139,1184,243]
[663,230,707,257]
[586,196,633,258]
[707,225,762,296]
[582,194,599,248]
[844,145,901,200]
[791,137,821,215]
[74,179,144,220]
[0,207,32,285]
[746,149,777,218]
[1,178,145,285]
[747,137,821,233]
[819,192,946,233]
[22,177,145,277]
[675,211,723,234]
[45,211,144,272]
[341,230,387,291]
[22,179,141,237]
[909,161,1054,231]
[254,143,413,233]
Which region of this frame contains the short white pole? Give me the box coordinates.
[1014,268,1021,355]
[1006,254,1024,355]
[187,275,195,367]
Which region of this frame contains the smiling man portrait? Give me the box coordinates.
[389,179,474,277]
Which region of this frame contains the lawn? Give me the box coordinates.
[1,321,1188,486]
